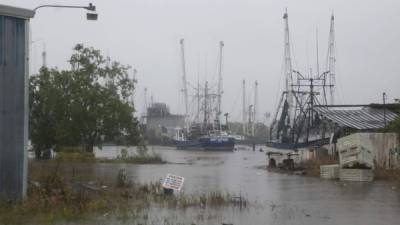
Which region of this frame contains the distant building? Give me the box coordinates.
[144,102,184,144]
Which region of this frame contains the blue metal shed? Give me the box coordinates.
[0,4,34,200]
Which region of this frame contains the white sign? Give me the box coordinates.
[162,174,184,191]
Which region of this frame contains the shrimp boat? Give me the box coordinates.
[173,80,235,151]
[174,39,235,151]
[175,124,235,151]
[268,10,337,150]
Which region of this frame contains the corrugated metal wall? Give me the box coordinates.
[0,15,28,199]
[366,133,400,169]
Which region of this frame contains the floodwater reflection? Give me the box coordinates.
[59,145,400,225]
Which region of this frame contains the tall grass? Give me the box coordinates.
[0,161,247,224]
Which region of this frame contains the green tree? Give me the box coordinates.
[385,116,400,134]
[30,44,141,158]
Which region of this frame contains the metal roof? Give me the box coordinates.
[0,4,35,19]
[314,107,399,130]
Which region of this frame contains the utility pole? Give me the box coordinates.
[242,80,246,135]
[383,92,387,126]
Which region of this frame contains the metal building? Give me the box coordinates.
[0,4,34,199]
[145,102,185,143]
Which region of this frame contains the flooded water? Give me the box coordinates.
[81,145,400,225]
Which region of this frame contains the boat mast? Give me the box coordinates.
[196,75,200,123]
[327,14,336,104]
[203,81,209,131]
[217,41,224,123]
[283,9,294,127]
[248,105,253,136]
[270,9,294,141]
[143,87,148,124]
[316,29,328,105]
[253,80,258,136]
[242,79,246,135]
[180,38,189,129]
[130,68,137,109]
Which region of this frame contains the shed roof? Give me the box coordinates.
[314,107,399,130]
[0,4,34,19]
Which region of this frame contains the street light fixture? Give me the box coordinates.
[33,3,98,20]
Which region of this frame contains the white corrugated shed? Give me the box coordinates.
[337,133,400,169]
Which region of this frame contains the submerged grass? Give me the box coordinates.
[374,167,400,184]
[0,161,247,225]
[96,153,164,164]
[55,149,165,164]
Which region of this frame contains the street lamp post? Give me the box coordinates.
[34,3,98,20]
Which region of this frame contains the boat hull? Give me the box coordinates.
[175,136,235,151]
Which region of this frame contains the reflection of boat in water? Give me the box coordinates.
[174,39,235,151]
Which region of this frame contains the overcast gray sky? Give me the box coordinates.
[5,0,400,122]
